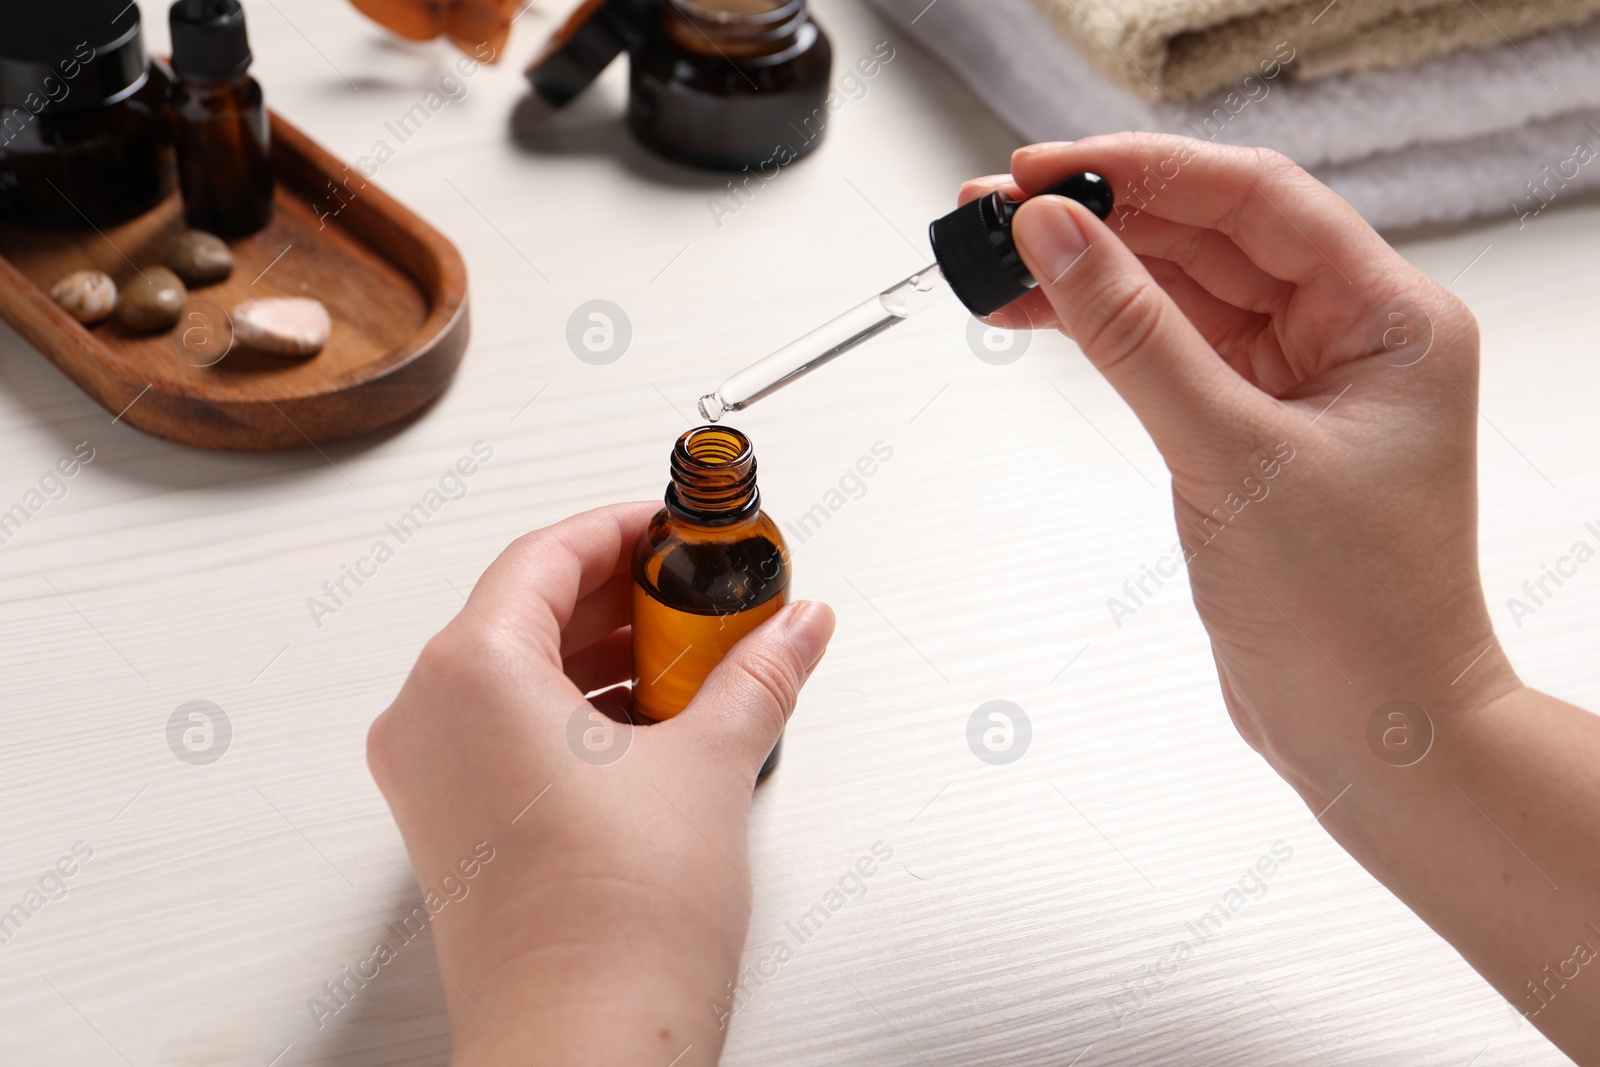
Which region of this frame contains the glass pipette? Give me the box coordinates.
[698,171,1114,422]
[697,265,947,422]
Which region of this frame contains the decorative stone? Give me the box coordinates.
[232,297,330,357]
[161,229,234,286]
[50,270,117,325]
[115,267,187,332]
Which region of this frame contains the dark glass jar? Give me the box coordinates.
[627,0,832,170]
[0,1,175,228]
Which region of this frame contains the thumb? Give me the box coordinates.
[678,601,835,774]
[1012,195,1266,458]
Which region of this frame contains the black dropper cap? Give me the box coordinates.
[929,172,1114,317]
[170,0,254,83]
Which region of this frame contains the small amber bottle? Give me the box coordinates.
[632,425,789,778]
[168,0,274,237]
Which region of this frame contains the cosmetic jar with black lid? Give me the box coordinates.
[0,0,174,228]
[528,0,833,171]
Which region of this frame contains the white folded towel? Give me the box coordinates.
[870,0,1600,230]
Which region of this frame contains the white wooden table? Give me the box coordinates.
[3,2,1594,1064]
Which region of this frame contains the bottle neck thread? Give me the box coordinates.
[664,0,807,57]
[667,425,758,522]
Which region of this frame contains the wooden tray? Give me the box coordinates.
[0,111,469,451]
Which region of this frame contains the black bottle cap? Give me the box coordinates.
[526,0,660,107]
[0,0,148,114]
[170,0,254,84]
[929,172,1114,317]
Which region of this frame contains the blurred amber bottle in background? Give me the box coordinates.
[168,0,274,237]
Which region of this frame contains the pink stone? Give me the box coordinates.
[232,297,331,357]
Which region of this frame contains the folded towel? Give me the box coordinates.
[872,0,1600,229]
[1320,110,1600,232]
[1026,0,1600,100]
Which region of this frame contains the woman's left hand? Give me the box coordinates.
[367,502,834,1066]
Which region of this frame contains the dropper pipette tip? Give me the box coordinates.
[697,392,727,423]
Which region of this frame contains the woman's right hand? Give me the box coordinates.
[967,135,1600,1063]
[964,134,1513,793]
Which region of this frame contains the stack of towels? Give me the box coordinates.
[870,0,1600,230]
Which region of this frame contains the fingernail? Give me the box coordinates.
[1012,141,1074,165]
[783,600,835,672]
[1013,198,1090,285]
[982,303,1036,331]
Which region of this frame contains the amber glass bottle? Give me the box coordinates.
[628,0,832,169]
[168,0,274,236]
[633,426,789,778]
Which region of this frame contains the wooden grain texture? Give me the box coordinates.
[0,112,469,451]
[0,1,1592,1066]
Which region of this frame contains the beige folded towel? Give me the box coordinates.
[1036,0,1600,99]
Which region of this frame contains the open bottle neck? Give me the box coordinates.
[666,425,760,524]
